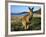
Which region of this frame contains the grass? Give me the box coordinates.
[11,17,41,31]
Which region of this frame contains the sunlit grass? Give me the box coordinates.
[11,17,41,31]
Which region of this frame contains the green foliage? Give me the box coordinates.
[11,17,41,31]
[29,17,41,30]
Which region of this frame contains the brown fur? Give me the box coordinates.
[21,10,33,30]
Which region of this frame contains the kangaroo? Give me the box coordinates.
[21,7,34,30]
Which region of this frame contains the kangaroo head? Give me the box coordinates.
[28,7,34,16]
[28,7,34,12]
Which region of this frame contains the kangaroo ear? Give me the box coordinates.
[28,7,31,10]
[32,7,34,10]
